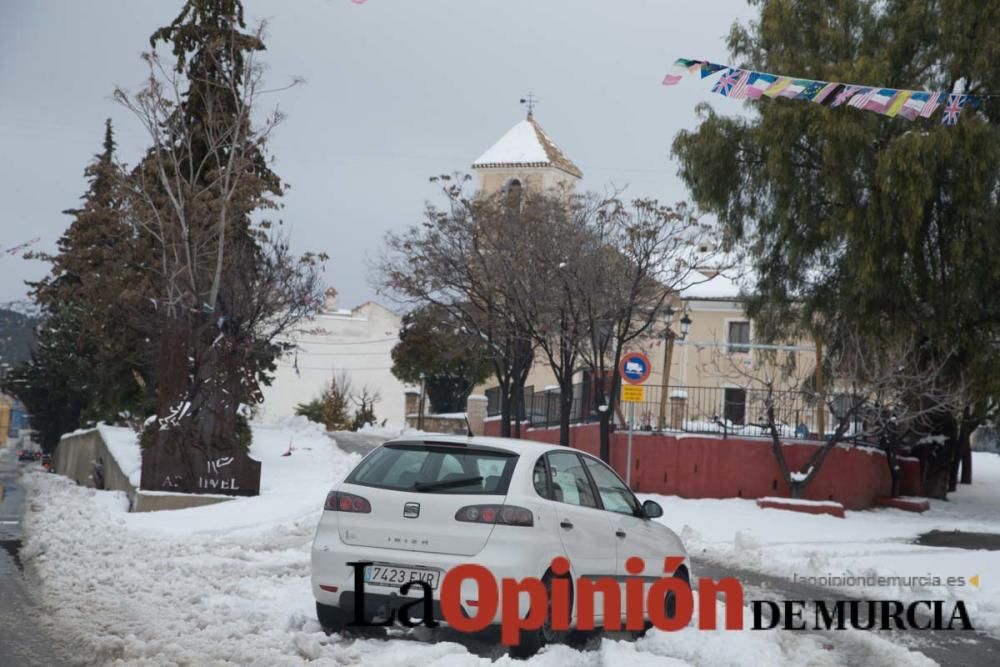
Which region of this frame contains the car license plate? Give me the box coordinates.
[364,564,440,590]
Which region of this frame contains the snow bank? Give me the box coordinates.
[21,417,939,665]
[97,424,142,488]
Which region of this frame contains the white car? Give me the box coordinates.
[311,435,690,656]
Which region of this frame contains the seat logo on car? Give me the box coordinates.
[403,502,420,518]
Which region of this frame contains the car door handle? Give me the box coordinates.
[615,529,627,539]
[560,520,573,530]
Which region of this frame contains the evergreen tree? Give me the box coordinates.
[672,0,1000,496]
[33,119,150,422]
[391,304,492,414]
[3,120,150,447]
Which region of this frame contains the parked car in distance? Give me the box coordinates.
[311,435,690,657]
[18,449,36,462]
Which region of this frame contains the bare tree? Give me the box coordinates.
[376,175,537,438]
[717,330,966,499]
[573,198,714,462]
[488,188,604,445]
[114,18,321,491]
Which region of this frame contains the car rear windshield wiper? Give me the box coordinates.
[413,476,484,492]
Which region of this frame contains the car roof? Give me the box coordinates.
[383,434,576,457]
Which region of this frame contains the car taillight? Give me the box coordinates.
[455,504,533,527]
[324,491,371,513]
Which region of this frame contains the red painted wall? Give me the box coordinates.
[484,420,922,510]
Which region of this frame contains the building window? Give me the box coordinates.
[727,320,750,354]
[723,388,746,426]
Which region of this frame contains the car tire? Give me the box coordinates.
[510,572,559,660]
[316,602,347,635]
[632,566,691,639]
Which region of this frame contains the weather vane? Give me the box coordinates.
[520,92,538,118]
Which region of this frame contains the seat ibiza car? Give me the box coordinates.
[311,435,690,655]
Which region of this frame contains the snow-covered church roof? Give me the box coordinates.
[472,113,583,179]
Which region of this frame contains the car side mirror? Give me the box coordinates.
[642,499,663,519]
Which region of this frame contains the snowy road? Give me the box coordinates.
[693,557,1000,667]
[0,450,69,667]
[14,423,996,665]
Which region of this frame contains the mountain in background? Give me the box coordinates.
[0,308,40,369]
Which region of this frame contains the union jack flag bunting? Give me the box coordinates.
[941,94,968,125]
[712,68,743,96]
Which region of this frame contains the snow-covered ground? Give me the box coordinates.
[20,419,995,665]
[643,452,1000,638]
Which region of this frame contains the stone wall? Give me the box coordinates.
[405,414,469,435]
[54,429,234,513]
[54,429,133,499]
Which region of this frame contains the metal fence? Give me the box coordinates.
[486,382,862,440]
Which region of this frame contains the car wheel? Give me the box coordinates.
[632,566,690,640]
[316,602,348,635]
[510,572,566,659]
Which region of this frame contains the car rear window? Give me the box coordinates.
[345,443,518,494]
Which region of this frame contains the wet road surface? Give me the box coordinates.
[0,448,70,666]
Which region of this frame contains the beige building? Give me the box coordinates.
[470,113,823,435]
[472,111,582,195]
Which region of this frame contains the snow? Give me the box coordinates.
[646,452,1000,638]
[20,458,933,665]
[20,421,992,664]
[758,496,843,508]
[98,424,143,487]
[473,120,550,166]
[679,270,745,301]
[787,466,814,482]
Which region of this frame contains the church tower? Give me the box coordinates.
[471,110,582,196]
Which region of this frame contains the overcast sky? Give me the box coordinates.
[0,0,754,310]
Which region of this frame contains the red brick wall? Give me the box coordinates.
[484,420,921,510]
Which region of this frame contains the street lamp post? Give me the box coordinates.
[658,306,692,431]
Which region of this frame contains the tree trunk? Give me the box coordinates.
[558,382,574,447]
[886,448,901,497]
[958,410,977,485]
[512,383,522,439]
[498,382,512,438]
[960,435,973,485]
[599,410,611,463]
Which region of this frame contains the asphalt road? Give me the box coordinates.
[0,449,70,667]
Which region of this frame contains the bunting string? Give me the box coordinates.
[663,58,980,126]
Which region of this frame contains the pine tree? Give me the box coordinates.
[391,304,492,414]
[3,120,152,447]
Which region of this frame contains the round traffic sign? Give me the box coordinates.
[619,351,652,385]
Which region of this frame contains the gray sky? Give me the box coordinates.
[0,0,754,310]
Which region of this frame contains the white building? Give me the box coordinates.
[258,290,408,426]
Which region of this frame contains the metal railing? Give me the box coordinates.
[486,382,861,440]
